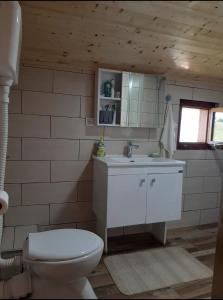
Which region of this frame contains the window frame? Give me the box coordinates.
[209,107,223,143]
[177,99,217,150]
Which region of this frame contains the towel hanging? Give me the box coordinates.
[160,96,177,158]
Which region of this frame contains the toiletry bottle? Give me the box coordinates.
[97,136,106,157]
[111,79,115,98]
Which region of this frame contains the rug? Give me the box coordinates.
[104,246,213,295]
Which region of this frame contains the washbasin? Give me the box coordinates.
[93,155,185,167]
[110,156,154,163]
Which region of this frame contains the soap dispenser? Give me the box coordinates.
[96,136,106,157]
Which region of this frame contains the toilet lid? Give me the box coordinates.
[27,229,103,261]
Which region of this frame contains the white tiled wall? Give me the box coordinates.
[2,66,223,251]
[167,80,223,229]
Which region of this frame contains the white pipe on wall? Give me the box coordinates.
[0,85,22,270]
[0,86,9,252]
[0,85,26,298]
[0,2,31,298]
[0,85,9,190]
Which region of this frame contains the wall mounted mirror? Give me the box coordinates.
[95,68,165,128]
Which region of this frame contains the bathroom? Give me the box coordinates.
[0,1,223,299]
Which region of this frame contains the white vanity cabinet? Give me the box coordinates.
[93,156,185,252]
[147,172,183,223]
[107,174,147,228]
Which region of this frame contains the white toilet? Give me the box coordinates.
[23,229,104,299]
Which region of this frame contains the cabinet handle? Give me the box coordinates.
[151,178,156,185]
[140,178,146,186]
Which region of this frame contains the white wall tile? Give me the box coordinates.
[22,138,79,160]
[139,141,160,155]
[5,161,50,183]
[184,193,218,211]
[107,140,159,156]
[9,90,21,113]
[54,71,94,96]
[79,140,96,160]
[77,181,93,202]
[7,138,21,160]
[22,182,78,205]
[81,96,94,118]
[0,227,15,252]
[166,85,193,104]
[76,221,96,233]
[174,150,206,160]
[20,67,53,92]
[5,205,49,226]
[203,177,222,193]
[14,225,37,250]
[205,150,223,161]
[9,114,50,138]
[104,127,149,140]
[51,161,92,182]
[183,177,203,194]
[200,208,220,225]
[149,128,162,141]
[84,126,104,140]
[6,68,223,231]
[193,88,223,103]
[22,91,81,117]
[51,117,85,139]
[39,223,76,232]
[172,104,180,123]
[50,202,95,224]
[104,140,127,155]
[187,160,220,177]
[217,193,222,208]
[167,210,201,229]
[5,184,21,206]
[175,80,223,92]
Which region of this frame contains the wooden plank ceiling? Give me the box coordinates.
[19,1,223,84]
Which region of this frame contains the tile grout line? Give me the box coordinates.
[50,161,52,183]
[49,204,51,227]
[21,183,23,206]
[12,226,16,250]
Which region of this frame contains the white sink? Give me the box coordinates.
[94,155,185,167]
[110,156,153,163]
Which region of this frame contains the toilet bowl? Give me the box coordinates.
[23,229,104,299]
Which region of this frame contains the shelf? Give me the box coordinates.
[100,96,121,101]
[98,123,120,127]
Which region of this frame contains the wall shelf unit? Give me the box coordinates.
[95,68,123,127]
[100,96,121,101]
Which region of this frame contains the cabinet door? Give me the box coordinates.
[146,173,183,223]
[107,174,147,228]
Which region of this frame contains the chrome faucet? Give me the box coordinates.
[127,141,139,158]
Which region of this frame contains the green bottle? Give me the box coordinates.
[97,136,106,157]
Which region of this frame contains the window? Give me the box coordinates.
[210,108,223,143]
[177,99,217,150]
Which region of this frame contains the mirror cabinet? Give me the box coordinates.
[95,68,165,128]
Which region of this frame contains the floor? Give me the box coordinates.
[88,223,217,299]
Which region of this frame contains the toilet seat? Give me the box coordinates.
[25,229,103,262]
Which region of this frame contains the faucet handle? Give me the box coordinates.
[128,141,139,148]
